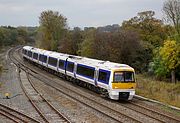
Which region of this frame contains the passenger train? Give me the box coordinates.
[22,46,136,100]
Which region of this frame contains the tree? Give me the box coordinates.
[159,40,180,82]
[163,0,180,35]
[79,29,144,72]
[78,28,96,57]
[92,31,142,64]
[150,49,169,79]
[58,33,74,54]
[71,27,83,55]
[38,10,67,51]
[122,11,167,47]
[121,11,170,72]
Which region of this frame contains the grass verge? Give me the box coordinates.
[136,74,180,108]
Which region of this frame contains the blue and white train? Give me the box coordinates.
[22,46,136,100]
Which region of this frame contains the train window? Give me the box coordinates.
[66,62,74,72]
[125,72,134,82]
[28,51,32,57]
[43,56,47,63]
[59,60,65,69]
[33,53,38,60]
[39,54,47,63]
[77,64,95,79]
[98,69,110,84]
[114,72,124,82]
[113,72,134,82]
[48,57,57,67]
[39,54,43,62]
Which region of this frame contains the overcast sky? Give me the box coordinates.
[0,0,164,28]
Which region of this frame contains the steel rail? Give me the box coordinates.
[8,47,71,123]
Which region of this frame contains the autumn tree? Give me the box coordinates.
[122,11,168,47]
[57,27,83,55]
[150,49,169,79]
[153,40,180,82]
[38,10,67,51]
[78,28,96,57]
[122,11,170,72]
[79,29,144,72]
[58,32,74,54]
[94,30,143,71]
[0,26,32,47]
[71,27,83,55]
[163,0,180,35]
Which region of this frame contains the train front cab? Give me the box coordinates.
[109,69,136,100]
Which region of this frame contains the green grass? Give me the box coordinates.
[136,74,180,108]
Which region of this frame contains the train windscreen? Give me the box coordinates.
[113,71,134,83]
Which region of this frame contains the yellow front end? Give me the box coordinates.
[109,69,136,100]
[112,83,136,89]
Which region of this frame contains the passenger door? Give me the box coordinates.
[94,67,99,86]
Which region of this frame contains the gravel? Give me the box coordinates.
[30,75,112,123]
[0,48,42,122]
[1,46,180,123]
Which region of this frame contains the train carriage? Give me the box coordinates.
[22,46,33,60]
[22,46,136,100]
[31,48,41,64]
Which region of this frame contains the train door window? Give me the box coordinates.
[43,55,47,63]
[39,54,43,62]
[28,51,32,57]
[39,54,47,63]
[33,53,38,60]
[59,60,65,69]
[66,62,74,72]
[98,69,110,84]
[48,57,57,67]
[77,64,95,79]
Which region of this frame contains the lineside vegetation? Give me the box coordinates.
[136,74,180,107]
[37,1,180,83]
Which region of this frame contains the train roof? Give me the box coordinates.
[62,53,134,71]
[23,46,33,50]
[23,46,134,71]
[74,57,133,71]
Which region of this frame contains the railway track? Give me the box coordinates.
[29,73,141,123]
[9,46,180,123]
[116,100,180,123]
[0,103,40,123]
[8,47,71,123]
[132,101,180,122]
[21,70,71,123]
[27,66,180,123]
[13,47,141,122]
[13,47,155,122]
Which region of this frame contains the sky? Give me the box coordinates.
[0,0,165,28]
